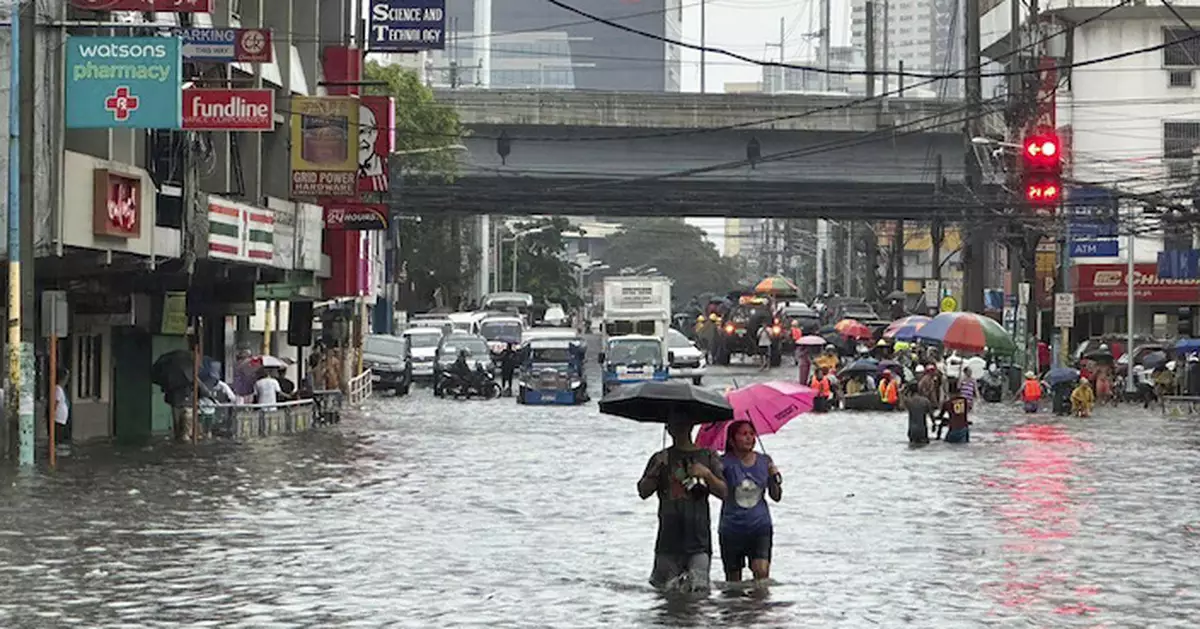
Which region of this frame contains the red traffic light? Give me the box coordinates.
[1022,133,1062,173]
[1025,179,1061,205]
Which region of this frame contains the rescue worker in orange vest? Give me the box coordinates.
[810,368,833,413]
[878,370,899,411]
[1020,371,1043,413]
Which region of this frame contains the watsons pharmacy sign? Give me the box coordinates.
[66,36,182,129]
[367,0,445,51]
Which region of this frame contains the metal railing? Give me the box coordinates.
[204,399,318,439]
[348,369,373,406]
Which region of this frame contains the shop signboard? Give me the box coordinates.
[170,27,272,62]
[93,168,142,238]
[208,197,275,264]
[66,36,183,129]
[289,96,360,197]
[367,0,446,51]
[1073,263,1200,303]
[324,204,389,230]
[70,0,213,11]
[182,88,274,131]
[1067,186,1118,257]
[358,96,396,193]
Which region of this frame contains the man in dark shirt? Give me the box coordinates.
[941,386,971,443]
[904,392,931,444]
[637,417,728,593]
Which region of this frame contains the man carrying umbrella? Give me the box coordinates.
[637,410,728,593]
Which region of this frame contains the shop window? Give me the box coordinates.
[75,334,103,401]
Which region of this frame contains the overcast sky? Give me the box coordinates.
[675,0,851,254]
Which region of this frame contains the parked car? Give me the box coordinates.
[363,334,412,395]
[666,328,707,385]
[401,326,444,381]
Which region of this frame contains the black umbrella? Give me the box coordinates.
[1083,349,1114,363]
[1142,351,1168,370]
[838,358,880,378]
[885,290,907,301]
[599,380,733,424]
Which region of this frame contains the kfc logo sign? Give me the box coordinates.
[93,169,141,239]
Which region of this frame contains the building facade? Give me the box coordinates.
[849,0,963,97]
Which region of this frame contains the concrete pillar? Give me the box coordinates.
[479,214,490,300]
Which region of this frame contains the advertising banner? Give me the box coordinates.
[1073,263,1200,303]
[70,0,213,12]
[358,96,395,193]
[93,169,142,239]
[324,204,389,230]
[170,27,272,62]
[367,0,446,51]
[208,197,275,264]
[182,88,274,131]
[289,96,359,197]
[66,36,182,129]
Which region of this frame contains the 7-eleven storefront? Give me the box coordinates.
[1071,263,1200,339]
[209,198,274,261]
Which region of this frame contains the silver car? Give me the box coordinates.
[666,329,707,385]
[402,327,444,379]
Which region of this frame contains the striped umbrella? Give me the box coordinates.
[833,318,873,340]
[914,312,1016,354]
[882,315,932,341]
[754,275,799,295]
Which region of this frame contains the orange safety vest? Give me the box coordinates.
[791,327,802,342]
[878,379,898,404]
[810,374,831,398]
[1022,379,1042,401]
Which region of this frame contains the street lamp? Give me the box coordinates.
[504,225,551,292]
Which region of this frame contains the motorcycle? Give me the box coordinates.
[978,366,1006,403]
[435,365,502,400]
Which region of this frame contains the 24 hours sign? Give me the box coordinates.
[66,36,182,129]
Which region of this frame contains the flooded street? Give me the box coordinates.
[2,363,1200,628]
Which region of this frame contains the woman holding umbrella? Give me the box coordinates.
[717,420,782,586]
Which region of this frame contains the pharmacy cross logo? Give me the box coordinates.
[104,87,139,121]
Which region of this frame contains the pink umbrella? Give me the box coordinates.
[696,381,815,451]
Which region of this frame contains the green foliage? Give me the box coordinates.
[363,62,472,310]
[505,217,581,307]
[363,61,464,180]
[603,218,741,306]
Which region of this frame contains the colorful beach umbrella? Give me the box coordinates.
[914,312,1016,354]
[833,318,873,340]
[882,315,931,341]
[754,275,799,295]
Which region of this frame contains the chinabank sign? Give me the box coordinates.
[66,36,183,129]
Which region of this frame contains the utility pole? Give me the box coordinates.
[820,0,831,92]
[844,222,853,296]
[893,219,905,293]
[932,154,945,283]
[882,0,890,106]
[962,0,986,313]
[865,1,875,98]
[6,0,32,465]
[700,0,706,93]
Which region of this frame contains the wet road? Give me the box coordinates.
[2,361,1200,628]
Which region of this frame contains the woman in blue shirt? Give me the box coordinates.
[719,420,783,584]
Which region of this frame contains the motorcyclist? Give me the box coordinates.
[451,349,472,381]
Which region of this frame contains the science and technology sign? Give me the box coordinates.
[367,0,446,51]
[66,36,183,129]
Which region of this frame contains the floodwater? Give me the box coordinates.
[1,362,1199,628]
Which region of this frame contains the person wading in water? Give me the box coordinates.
[637,412,728,593]
[717,420,782,586]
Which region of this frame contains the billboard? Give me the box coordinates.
[66,36,183,129]
[182,89,274,131]
[324,204,389,230]
[368,0,446,51]
[358,96,395,193]
[289,96,359,198]
[1073,263,1200,303]
[170,27,272,62]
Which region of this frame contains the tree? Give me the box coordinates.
[505,217,580,307]
[363,62,472,310]
[603,218,741,306]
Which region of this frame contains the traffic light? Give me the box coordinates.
[1020,131,1063,211]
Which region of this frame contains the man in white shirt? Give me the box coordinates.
[54,367,70,443]
[254,370,285,411]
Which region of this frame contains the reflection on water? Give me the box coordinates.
[0,369,1199,627]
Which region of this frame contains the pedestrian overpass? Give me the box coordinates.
[395,89,1005,218]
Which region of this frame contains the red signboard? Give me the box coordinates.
[358,96,395,193]
[321,45,366,299]
[70,0,213,11]
[93,169,141,239]
[1073,263,1200,303]
[324,203,388,230]
[182,89,274,131]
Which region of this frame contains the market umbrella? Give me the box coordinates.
[599,380,733,424]
[914,312,1016,355]
[754,275,799,296]
[838,358,880,378]
[694,381,815,451]
[834,319,873,340]
[1046,367,1081,386]
[882,315,931,341]
[797,335,827,348]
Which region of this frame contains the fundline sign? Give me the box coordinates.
[182,88,274,131]
[367,0,446,51]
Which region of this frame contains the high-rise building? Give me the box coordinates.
[426,0,683,91]
[849,0,963,97]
